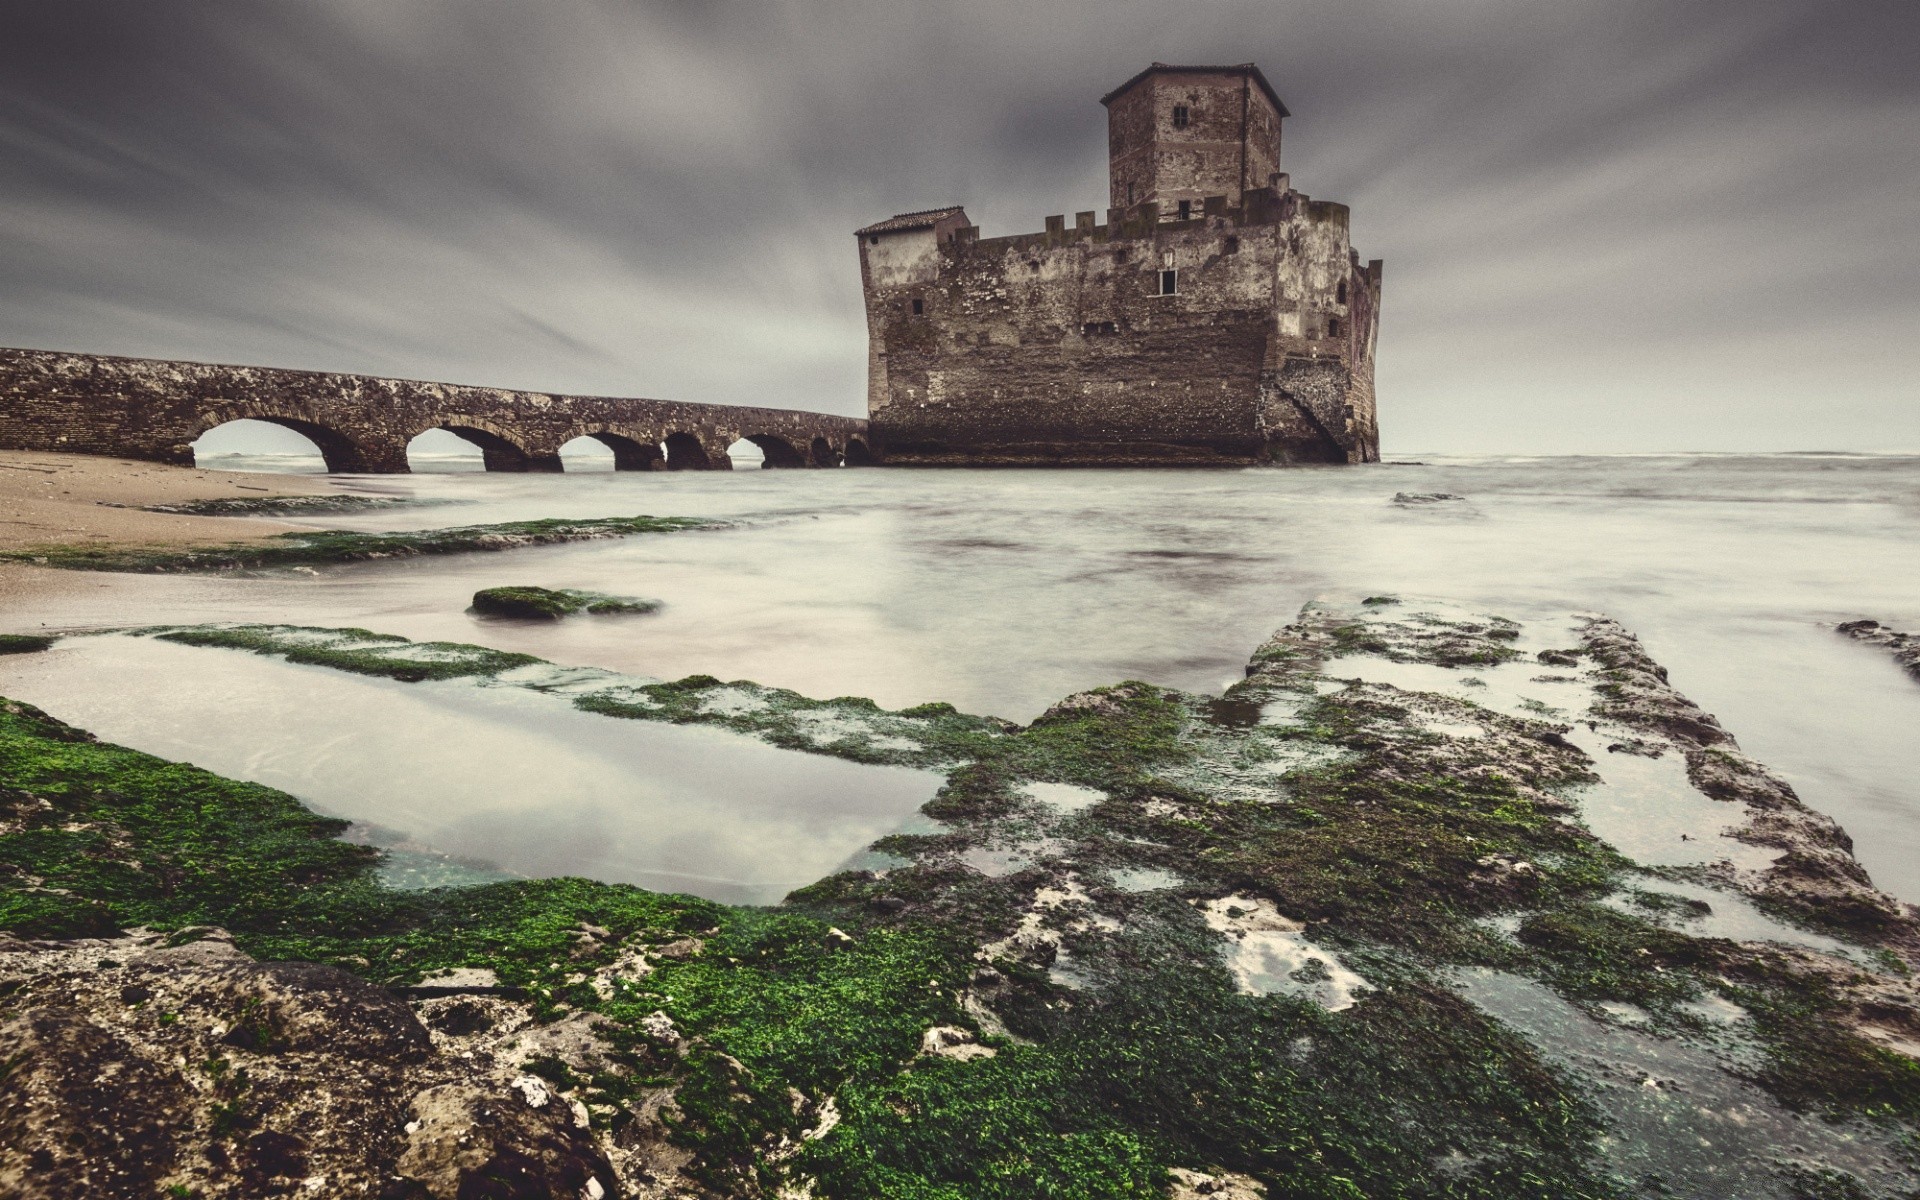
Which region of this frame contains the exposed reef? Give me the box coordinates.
[0,514,710,574]
[0,634,53,655]
[4,603,1919,1199]
[471,587,662,621]
[119,494,424,518]
[1839,619,1920,683]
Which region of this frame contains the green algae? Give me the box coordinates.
[0,633,54,655]
[129,494,422,518]
[9,599,1920,1195]
[470,586,661,620]
[151,625,540,683]
[0,514,710,573]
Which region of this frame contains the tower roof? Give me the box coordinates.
[1099,63,1290,119]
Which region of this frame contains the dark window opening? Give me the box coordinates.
[868,235,878,245]
[911,298,924,315]
[1177,199,1192,221]
[1159,269,1178,296]
[1081,321,1118,336]
[1172,105,1190,129]
[1328,318,1343,338]
[1337,281,1347,304]
[1224,235,1239,253]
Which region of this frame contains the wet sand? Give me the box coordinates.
[0,451,328,606]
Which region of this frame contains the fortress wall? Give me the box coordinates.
[869,211,1283,464]
[865,189,1380,465]
[0,347,866,472]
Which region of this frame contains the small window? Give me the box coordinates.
[1159,269,1178,296]
[868,235,879,245]
[1177,199,1192,221]
[1127,182,1135,204]
[1224,235,1239,253]
[1328,318,1343,338]
[1337,281,1347,304]
[911,298,924,315]
[1172,105,1190,129]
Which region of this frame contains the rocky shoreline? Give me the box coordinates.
[4,602,1918,1198]
[0,514,711,574]
[1839,619,1920,683]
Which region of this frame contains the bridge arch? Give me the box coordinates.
[561,428,665,471]
[663,432,716,470]
[410,419,556,472]
[728,434,807,469]
[843,436,875,466]
[809,437,841,467]
[192,409,381,473]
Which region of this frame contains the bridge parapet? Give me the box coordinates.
[0,347,871,473]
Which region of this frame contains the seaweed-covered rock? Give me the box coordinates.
[1838,618,1920,682]
[8,601,1920,1198]
[470,587,660,621]
[0,633,53,655]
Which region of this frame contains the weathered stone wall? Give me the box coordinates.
[860,186,1381,466]
[0,348,870,473]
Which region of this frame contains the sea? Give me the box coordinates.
[4,451,1916,904]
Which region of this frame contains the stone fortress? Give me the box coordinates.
[857,63,1382,466]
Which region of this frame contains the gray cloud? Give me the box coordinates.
[1,0,1915,450]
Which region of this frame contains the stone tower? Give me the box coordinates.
[1102,63,1288,214]
[855,63,1381,467]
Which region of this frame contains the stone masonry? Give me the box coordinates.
[857,63,1382,466]
[0,347,871,472]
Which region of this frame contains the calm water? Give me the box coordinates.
[5,453,1918,900]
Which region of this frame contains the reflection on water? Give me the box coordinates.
[5,454,1919,897]
[0,636,942,905]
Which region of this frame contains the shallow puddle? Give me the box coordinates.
[1020,780,1106,814]
[1450,966,1916,1198]
[1608,876,1862,960]
[0,636,943,905]
[1565,729,1779,874]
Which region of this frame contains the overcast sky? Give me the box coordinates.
[2,0,1914,453]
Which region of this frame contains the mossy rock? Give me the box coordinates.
[0,633,55,655]
[470,587,661,620]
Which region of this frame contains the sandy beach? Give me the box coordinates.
[0,450,329,604]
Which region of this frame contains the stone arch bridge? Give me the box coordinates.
[0,347,873,472]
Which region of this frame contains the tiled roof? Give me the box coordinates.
[855,206,969,237]
[1099,63,1289,119]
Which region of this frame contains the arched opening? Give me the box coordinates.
[663,432,713,470]
[727,435,806,469]
[558,436,616,473]
[409,425,555,472]
[193,418,329,473]
[564,432,663,472]
[406,428,486,473]
[809,437,841,467]
[843,437,875,466]
[192,417,369,473]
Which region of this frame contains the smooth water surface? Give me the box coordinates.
[0,636,942,904]
[5,454,1918,897]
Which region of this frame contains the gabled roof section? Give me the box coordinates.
[1099,63,1290,119]
[854,206,970,237]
